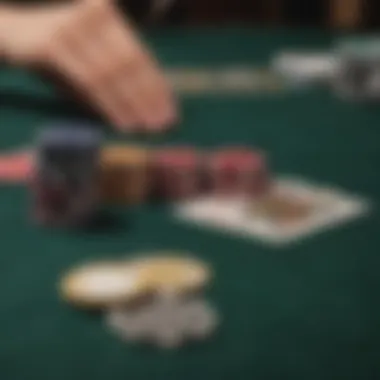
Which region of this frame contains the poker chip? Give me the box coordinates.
[208,147,270,198]
[152,321,185,349]
[153,147,202,199]
[180,298,219,340]
[106,306,156,341]
[60,261,149,308]
[130,253,211,295]
[101,144,149,164]
[100,144,150,204]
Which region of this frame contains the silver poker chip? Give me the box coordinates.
[105,295,219,349]
[180,298,219,340]
[106,306,155,342]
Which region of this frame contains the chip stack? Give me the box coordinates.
[32,125,102,227]
[207,148,270,198]
[153,147,202,200]
[100,145,150,204]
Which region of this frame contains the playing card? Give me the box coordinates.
[172,177,371,246]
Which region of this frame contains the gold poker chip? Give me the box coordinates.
[60,261,150,309]
[100,144,151,204]
[130,253,211,295]
[101,144,150,166]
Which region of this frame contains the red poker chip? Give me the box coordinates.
[153,147,202,199]
[209,147,263,170]
[154,147,201,169]
[207,147,270,197]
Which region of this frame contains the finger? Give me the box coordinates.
[93,13,178,130]
[124,63,176,132]
[69,6,140,131]
[47,40,132,130]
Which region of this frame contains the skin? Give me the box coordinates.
[0,0,178,133]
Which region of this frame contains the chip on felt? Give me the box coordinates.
[153,147,202,199]
[60,261,150,308]
[101,144,150,165]
[106,307,156,341]
[100,144,151,203]
[131,253,211,295]
[180,298,219,339]
[207,147,270,197]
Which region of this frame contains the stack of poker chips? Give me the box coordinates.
[29,124,271,225]
[100,144,150,204]
[101,145,271,204]
[31,125,102,227]
[60,252,219,349]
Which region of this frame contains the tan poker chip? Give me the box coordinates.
[130,253,212,295]
[100,144,151,204]
[101,144,150,167]
[60,261,150,309]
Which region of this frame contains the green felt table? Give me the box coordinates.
[1,29,380,380]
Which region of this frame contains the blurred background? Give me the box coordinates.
[125,0,375,30]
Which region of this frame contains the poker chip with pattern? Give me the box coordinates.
[105,294,219,349]
[60,261,150,309]
[153,147,202,200]
[207,147,270,198]
[130,253,212,295]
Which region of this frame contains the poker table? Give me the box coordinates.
[1,28,380,380]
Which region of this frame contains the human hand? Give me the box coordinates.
[0,0,177,132]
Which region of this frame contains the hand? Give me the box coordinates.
[0,0,177,132]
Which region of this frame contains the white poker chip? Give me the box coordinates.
[60,261,149,308]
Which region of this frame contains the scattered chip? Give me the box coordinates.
[105,294,219,349]
[60,261,150,308]
[106,306,156,341]
[130,253,211,296]
[180,298,219,340]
